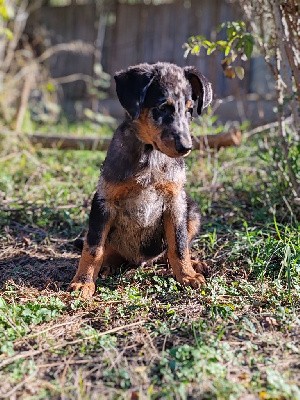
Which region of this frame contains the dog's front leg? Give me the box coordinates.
[69,192,112,298]
[163,195,205,288]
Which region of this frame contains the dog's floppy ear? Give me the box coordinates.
[114,65,154,119]
[183,67,213,115]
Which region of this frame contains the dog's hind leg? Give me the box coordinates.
[69,192,114,298]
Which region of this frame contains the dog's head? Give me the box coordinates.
[114,62,212,158]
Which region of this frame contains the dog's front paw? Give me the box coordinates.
[68,281,96,298]
[181,273,206,289]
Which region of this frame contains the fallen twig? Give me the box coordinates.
[0,371,37,399]
[0,320,146,369]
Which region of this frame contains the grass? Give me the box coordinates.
[0,122,299,399]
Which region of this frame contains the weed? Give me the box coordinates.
[0,296,66,355]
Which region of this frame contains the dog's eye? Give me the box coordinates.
[157,103,174,114]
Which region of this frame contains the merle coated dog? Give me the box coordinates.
[69,62,213,298]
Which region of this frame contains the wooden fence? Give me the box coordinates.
[28,0,274,122]
[104,0,246,98]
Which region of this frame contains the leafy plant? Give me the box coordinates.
[0,1,94,129]
[0,296,66,355]
[184,21,254,79]
[237,0,300,205]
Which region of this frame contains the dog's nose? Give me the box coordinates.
[176,143,192,155]
[175,137,192,155]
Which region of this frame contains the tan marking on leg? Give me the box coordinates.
[186,206,207,276]
[163,213,205,288]
[69,222,112,298]
[69,242,103,298]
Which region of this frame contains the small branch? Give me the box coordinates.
[52,73,94,85]
[244,117,292,138]
[0,320,145,369]
[0,371,37,399]
[14,70,36,132]
[38,41,94,63]
[2,0,29,74]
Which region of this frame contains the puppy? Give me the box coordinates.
[69,62,212,298]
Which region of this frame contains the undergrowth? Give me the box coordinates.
[0,124,299,399]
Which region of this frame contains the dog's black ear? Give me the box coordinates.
[183,67,213,115]
[114,65,154,119]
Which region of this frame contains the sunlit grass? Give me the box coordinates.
[0,123,299,399]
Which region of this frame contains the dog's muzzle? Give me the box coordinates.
[174,135,193,156]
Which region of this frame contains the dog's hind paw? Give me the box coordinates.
[68,281,96,298]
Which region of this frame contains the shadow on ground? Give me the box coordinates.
[0,215,85,290]
[0,214,216,294]
[0,253,78,291]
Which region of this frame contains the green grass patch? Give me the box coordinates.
[0,123,299,399]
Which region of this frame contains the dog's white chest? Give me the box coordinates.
[118,188,163,228]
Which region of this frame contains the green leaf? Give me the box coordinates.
[45,82,56,93]
[207,47,216,55]
[0,5,9,19]
[216,40,227,48]
[243,34,254,59]
[0,2,14,20]
[227,27,235,40]
[0,27,13,39]
[235,66,245,80]
[203,40,212,47]
[223,55,233,65]
[191,44,200,55]
[225,45,231,56]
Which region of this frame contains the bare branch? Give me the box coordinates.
[52,73,94,85]
[38,41,94,63]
